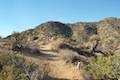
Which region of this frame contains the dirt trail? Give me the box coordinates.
[48,60,85,80]
[17,45,85,80]
[19,53,85,80]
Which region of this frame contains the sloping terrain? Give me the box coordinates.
[6,17,120,56]
[0,17,120,80]
[21,52,85,80]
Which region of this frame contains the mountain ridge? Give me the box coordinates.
[2,17,120,56]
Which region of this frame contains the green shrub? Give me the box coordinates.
[0,52,28,80]
[0,51,49,80]
[84,54,120,79]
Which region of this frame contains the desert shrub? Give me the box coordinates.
[48,38,65,50]
[59,49,80,63]
[59,49,88,70]
[0,52,48,80]
[97,23,120,54]
[0,52,27,80]
[84,54,120,79]
[84,26,97,36]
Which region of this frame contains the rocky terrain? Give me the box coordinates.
[6,17,120,55]
[0,17,120,80]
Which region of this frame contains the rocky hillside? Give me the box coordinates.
[0,17,120,80]
[69,17,120,55]
[5,17,120,56]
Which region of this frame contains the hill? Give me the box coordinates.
[0,17,120,80]
[6,17,120,56]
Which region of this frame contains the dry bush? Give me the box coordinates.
[48,38,65,50]
[58,49,80,63]
[0,51,49,80]
[26,63,50,80]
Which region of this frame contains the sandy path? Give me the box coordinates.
[19,53,85,80]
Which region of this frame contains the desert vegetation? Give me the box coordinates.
[0,17,120,80]
[84,54,120,79]
[0,51,49,80]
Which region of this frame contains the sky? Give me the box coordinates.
[0,0,120,37]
